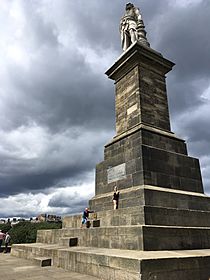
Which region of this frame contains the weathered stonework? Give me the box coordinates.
[94,127,203,196]
[11,41,210,279]
[91,42,203,199]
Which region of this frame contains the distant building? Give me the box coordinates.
[36,214,47,222]
[35,214,61,223]
[46,214,62,222]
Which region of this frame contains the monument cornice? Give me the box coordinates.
[104,123,185,148]
[105,41,175,82]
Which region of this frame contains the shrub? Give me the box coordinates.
[0,223,12,233]
[1,221,62,244]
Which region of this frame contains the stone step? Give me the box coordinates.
[143,186,210,211]
[33,256,52,267]
[11,243,65,259]
[89,185,210,212]
[144,206,210,227]
[63,214,81,228]
[62,206,145,228]
[36,229,62,244]
[63,205,210,229]
[11,243,210,280]
[143,225,210,250]
[59,237,78,247]
[11,248,25,258]
[37,226,144,250]
[37,225,210,251]
[89,186,144,211]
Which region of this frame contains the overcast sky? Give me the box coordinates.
[0,0,209,218]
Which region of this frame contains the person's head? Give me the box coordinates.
[85,207,89,211]
[126,3,134,10]
[114,186,118,192]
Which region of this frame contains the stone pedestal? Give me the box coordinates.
[11,42,210,279]
[91,41,203,204]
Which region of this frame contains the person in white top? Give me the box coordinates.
[4,232,11,253]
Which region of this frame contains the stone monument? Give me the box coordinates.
[12,4,210,279]
[120,2,150,50]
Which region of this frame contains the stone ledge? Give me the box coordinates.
[105,123,183,148]
[11,244,210,280]
[33,224,210,251]
[62,205,210,229]
[89,185,210,213]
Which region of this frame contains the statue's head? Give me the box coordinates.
[126,3,134,10]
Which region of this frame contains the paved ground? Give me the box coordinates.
[0,252,99,280]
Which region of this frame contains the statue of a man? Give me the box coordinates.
[120,3,149,51]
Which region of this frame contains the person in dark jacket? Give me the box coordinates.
[81,207,94,228]
[113,186,120,210]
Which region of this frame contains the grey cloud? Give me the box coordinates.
[150,0,210,115]
[2,44,115,134]
[22,0,59,48]
[167,78,207,116]
[48,187,93,215]
[0,164,90,196]
[157,3,210,81]
[48,193,86,209]
[0,127,109,196]
[155,1,210,114]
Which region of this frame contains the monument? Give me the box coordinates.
[12,4,210,279]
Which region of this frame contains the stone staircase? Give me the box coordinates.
[11,243,210,279]
[11,185,210,279]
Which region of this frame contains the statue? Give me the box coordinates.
[120,3,150,51]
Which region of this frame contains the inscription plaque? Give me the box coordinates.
[107,163,126,184]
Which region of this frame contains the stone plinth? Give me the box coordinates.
[106,42,174,134]
[11,42,210,279]
[91,42,203,199]
[93,129,203,196]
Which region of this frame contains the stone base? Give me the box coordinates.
[11,244,210,280]
[96,126,203,195]
[11,185,210,277]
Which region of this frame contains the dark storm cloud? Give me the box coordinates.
[0,160,90,196]
[3,51,114,132]
[0,0,116,133]
[0,125,111,196]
